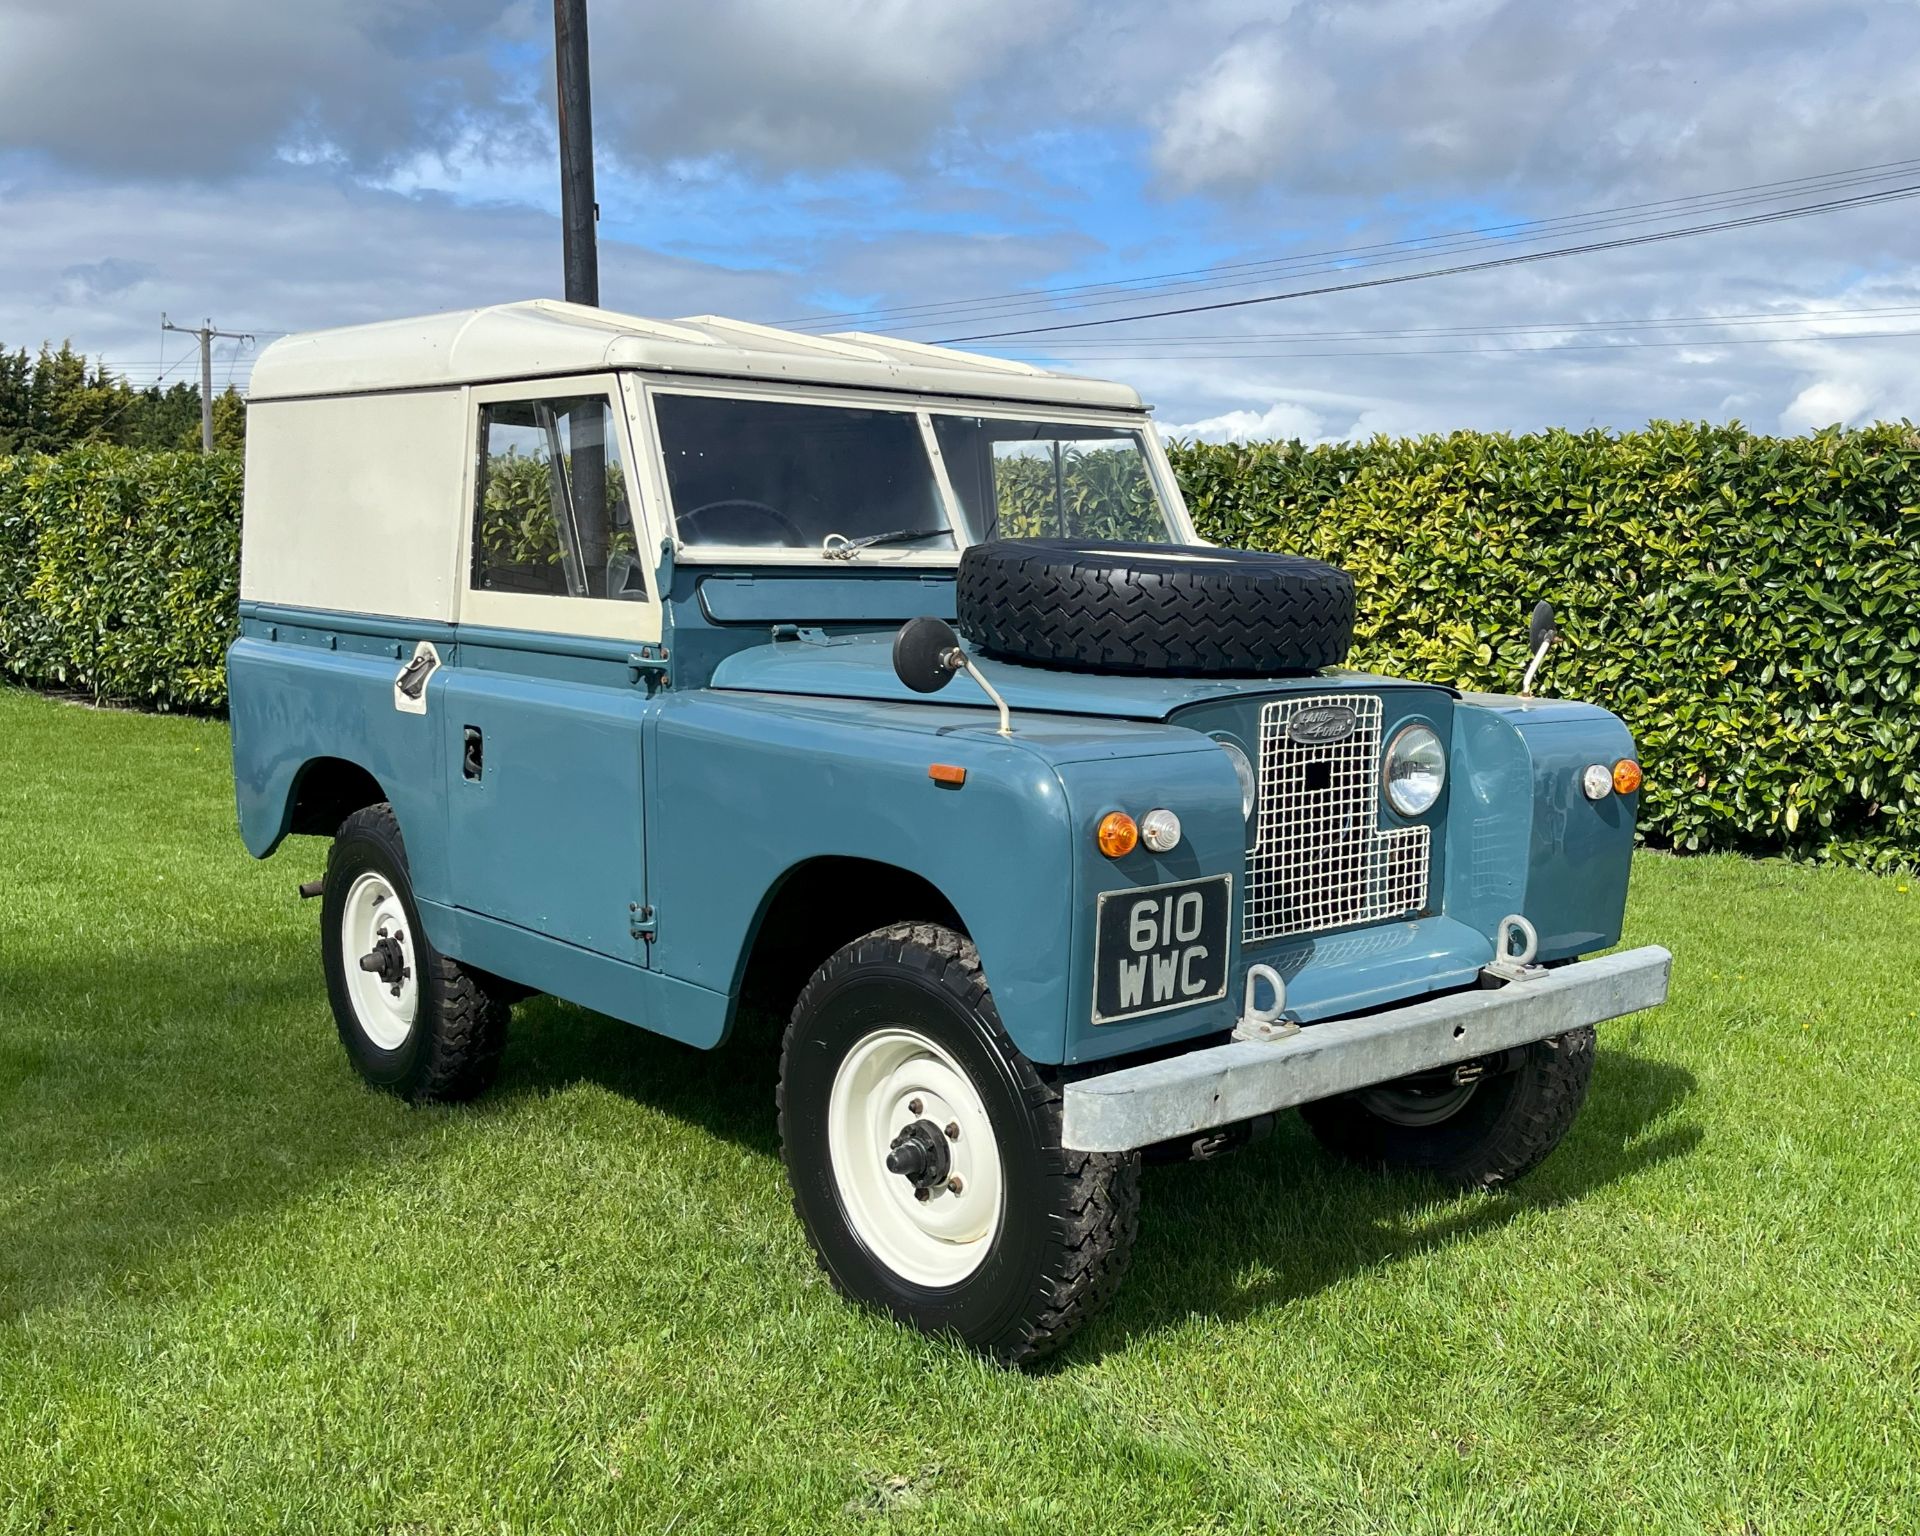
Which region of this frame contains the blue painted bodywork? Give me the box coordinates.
[231,563,1642,1070]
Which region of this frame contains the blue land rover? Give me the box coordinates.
[230,300,1670,1363]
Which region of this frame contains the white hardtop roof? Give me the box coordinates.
[249,299,1145,411]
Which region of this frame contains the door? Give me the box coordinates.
[441,377,658,963]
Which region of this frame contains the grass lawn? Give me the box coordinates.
[2,683,1916,1534]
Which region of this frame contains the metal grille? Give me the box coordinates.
[1244,694,1431,943]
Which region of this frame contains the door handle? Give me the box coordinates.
[395,652,434,700]
[462,726,483,781]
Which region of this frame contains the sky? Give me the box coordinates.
[3,0,1919,441]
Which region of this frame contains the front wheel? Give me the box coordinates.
[1298,1027,1596,1189]
[778,923,1139,1365]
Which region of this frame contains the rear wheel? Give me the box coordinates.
[778,922,1139,1365]
[320,803,510,1103]
[1298,1027,1596,1188]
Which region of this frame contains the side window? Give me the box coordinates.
[472,394,646,601]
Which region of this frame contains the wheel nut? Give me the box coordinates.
[908,1098,924,1115]
[944,1121,960,1141]
[914,1187,931,1203]
[947,1175,964,1195]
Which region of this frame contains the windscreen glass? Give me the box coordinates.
[657,393,952,551]
[931,416,1177,544]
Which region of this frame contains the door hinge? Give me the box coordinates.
[628,903,656,941]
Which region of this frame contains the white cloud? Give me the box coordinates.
[1161,401,1331,443]
[1779,376,1876,431]
[586,0,1079,174]
[0,171,800,378]
[0,1,525,177]
[1151,30,1334,194]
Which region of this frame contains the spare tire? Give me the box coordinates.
[956,539,1355,676]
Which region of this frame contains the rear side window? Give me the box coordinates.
[655,393,952,552]
[472,395,646,601]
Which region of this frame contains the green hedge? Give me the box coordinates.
[0,447,241,712]
[1171,422,1920,870]
[5,427,1917,869]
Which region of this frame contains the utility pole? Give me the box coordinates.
[553,0,599,306]
[161,315,254,454]
[551,0,608,587]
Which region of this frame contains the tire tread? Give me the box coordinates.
[1300,1026,1596,1189]
[328,803,509,1104]
[778,921,1139,1365]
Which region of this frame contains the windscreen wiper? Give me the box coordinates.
[822,526,952,559]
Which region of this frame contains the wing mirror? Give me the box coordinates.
[892,617,1013,735]
[1521,600,1557,698]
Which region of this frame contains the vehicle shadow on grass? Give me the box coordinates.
[1,951,1695,1355]
[491,995,789,1158]
[492,1002,1700,1362]
[1080,1047,1700,1363]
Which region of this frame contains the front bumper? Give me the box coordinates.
[1060,945,1672,1152]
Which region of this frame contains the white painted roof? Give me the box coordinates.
[249,299,1144,410]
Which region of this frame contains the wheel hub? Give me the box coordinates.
[885,1117,953,1192]
[357,932,411,996]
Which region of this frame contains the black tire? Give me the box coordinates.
[1298,1027,1596,1189]
[956,537,1355,675]
[778,923,1139,1365]
[320,802,509,1103]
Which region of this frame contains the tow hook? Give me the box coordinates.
[1481,914,1547,984]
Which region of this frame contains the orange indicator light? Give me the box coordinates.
[1612,759,1644,795]
[1096,811,1139,858]
[928,763,967,786]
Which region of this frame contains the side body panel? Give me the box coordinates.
[240,392,466,622]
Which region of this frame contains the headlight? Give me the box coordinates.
[1216,738,1257,820]
[1383,724,1446,816]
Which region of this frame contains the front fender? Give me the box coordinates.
[646,691,1236,1064]
[1446,693,1639,958]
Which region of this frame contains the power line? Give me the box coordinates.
[992,326,1920,365]
[84,345,210,440]
[791,166,1919,331]
[776,157,1920,334]
[1014,301,1920,349]
[934,181,1920,343]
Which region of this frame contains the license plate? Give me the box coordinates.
[1092,875,1231,1025]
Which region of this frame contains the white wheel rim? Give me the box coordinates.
[340,870,418,1052]
[826,1027,1005,1288]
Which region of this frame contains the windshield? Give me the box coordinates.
[931,416,1178,545]
[655,391,1182,553]
[656,394,952,552]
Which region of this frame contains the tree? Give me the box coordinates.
[0,342,245,455]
